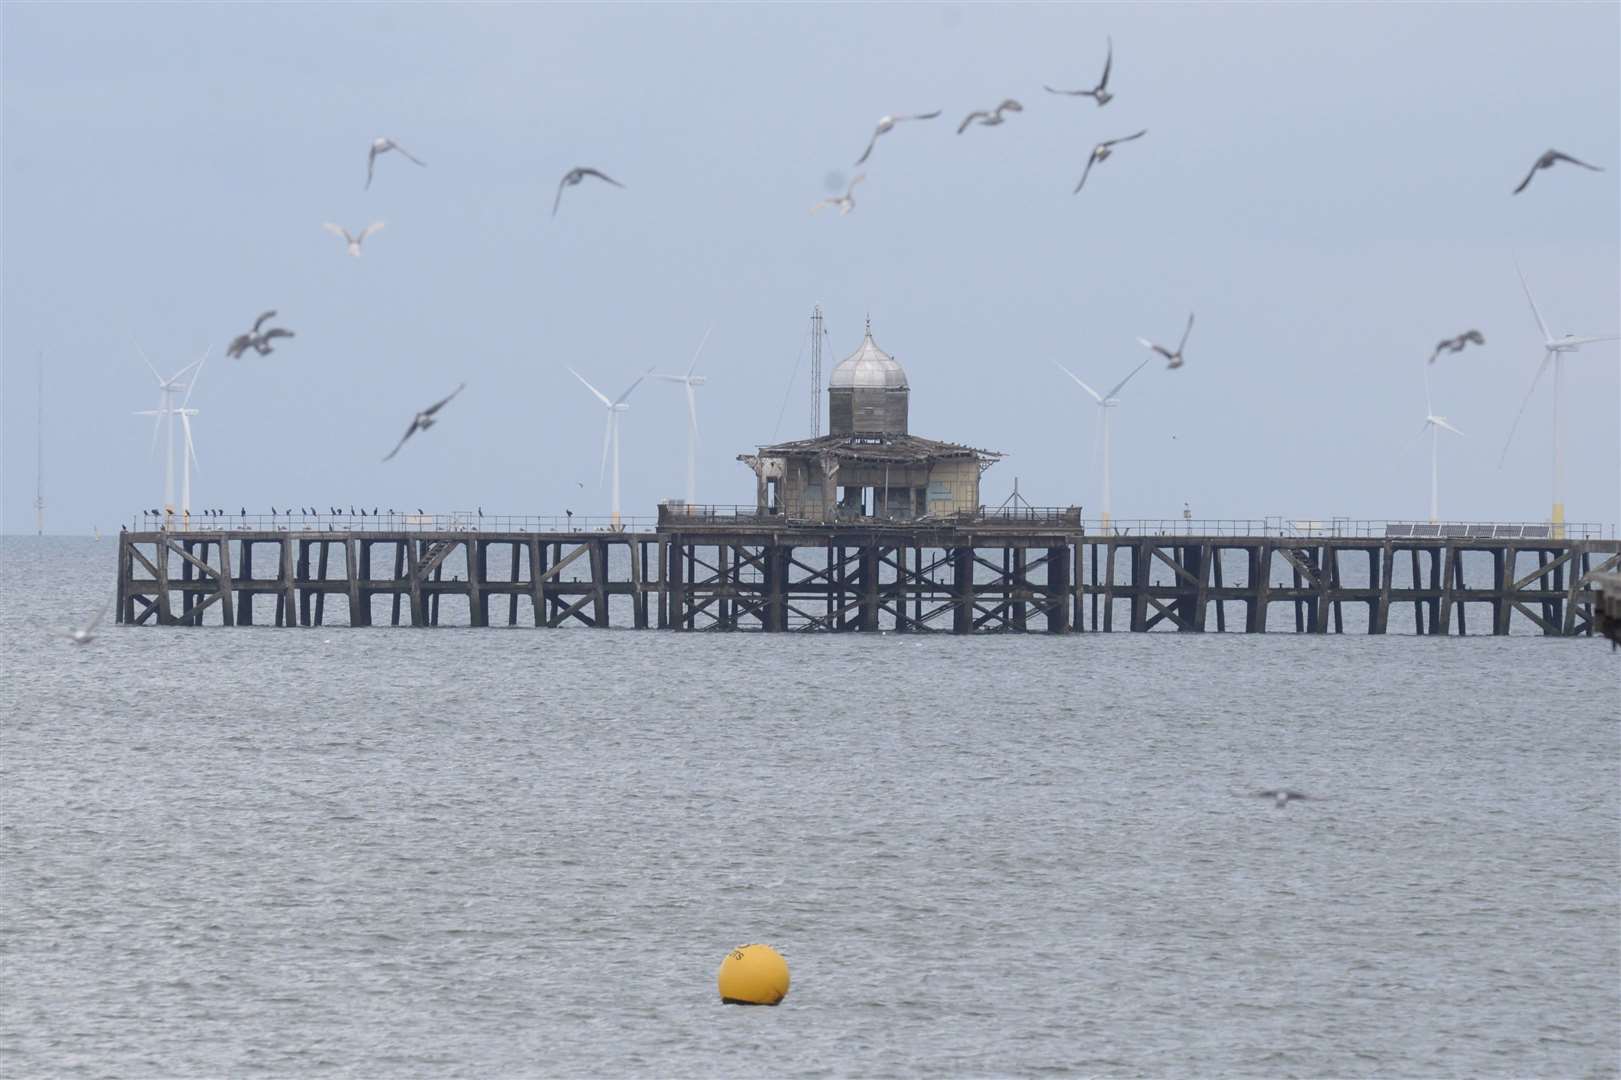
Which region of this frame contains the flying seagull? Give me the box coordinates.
[366,137,426,190]
[1512,149,1603,195]
[1253,789,1315,808]
[811,174,866,216]
[68,602,108,645]
[227,310,296,359]
[957,99,1023,134]
[323,221,385,257]
[383,383,466,462]
[855,110,942,165]
[1044,36,1114,105]
[1138,313,1195,370]
[553,167,624,217]
[1428,329,1485,364]
[1074,130,1147,193]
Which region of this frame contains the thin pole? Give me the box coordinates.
[1429,423,1439,524]
[1552,353,1565,536]
[33,356,45,536]
[611,413,622,527]
[1101,406,1113,531]
[163,385,176,517]
[810,305,824,437]
[685,384,697,506]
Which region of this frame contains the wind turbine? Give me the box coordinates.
[1056,354,1151,531]
[569,367,649,529]
[651,325,714,506]
[1418,365,1464,524]
[132,344,207,525]
[1499,262,1620,535]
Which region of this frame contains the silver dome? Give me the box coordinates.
[829,329,909,391]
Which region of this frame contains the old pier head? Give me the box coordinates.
[116,325,1618,636]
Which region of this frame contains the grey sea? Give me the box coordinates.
[2,536,1617,1079]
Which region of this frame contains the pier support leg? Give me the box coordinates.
[468,537,487,628]
[314,541,329,627]
[861,544,880,631]
[953,546,973,635]
[1046,544,1070,633]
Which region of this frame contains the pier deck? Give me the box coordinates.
[114,514,1620,636]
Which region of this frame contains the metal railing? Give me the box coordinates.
[656,503,1084,528]
[1082,517,1615,540]
[127,511,659,534]
[124,510,1615,541]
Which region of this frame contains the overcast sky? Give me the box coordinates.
[3,2,1617,533]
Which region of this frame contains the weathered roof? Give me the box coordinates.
[829,328,909,391]
[745,432,1002,466]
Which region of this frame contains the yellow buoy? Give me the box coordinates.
[717,944,790,1006]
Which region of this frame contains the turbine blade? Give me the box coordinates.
[1514,260,1553,344]
[569,368,612,408]
[1054,361,1102,403]
[1498,350,1553,467]
[180,346,211,408]
[133,340,163,385]
[1554,333,1620,347]
[1105,355,1153,401]
[1432,417,1464,436]
[613,367,654,406]
[686,323,714,378]
[1406,419,1432,451]
[181,412,201,473]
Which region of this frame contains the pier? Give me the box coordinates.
[114,511,1619,636]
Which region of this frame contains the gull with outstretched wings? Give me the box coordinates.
[856,110,942,165]
[554,167,625,217]
[1045,37,1115,105]
[1138,313,1194,370]
[366,137,426,189]
[1074,130,1147,193]
[811,174,866,216]
[957,99,1022,134]
[383,383,466,462]
[323,221,385,257]
[1512,149,1603,195]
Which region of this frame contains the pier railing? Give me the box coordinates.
[127,512,659,533]
[1086,518,1614,540]
[656,504,1085,528]
[124,511,1614,541]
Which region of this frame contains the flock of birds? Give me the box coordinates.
[204,38,1604,472]
[100,34,1608,641]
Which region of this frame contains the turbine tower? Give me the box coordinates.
[570,367,649,529]
[1500,262,1619,536]
[1056,354,1151,532]
[651,325,713,507]
[1419,365,1464,523]
[33,357,45,536]
[132,344,207,525]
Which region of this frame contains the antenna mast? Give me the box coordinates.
[810,305,824,436]
[34,356,45,536]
